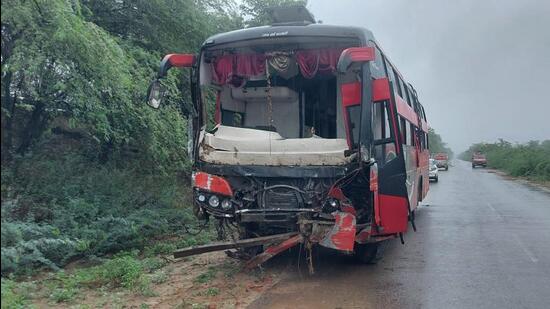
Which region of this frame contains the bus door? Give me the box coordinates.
[337,48,410,235]
[370,78,410,234]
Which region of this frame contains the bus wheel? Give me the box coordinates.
[355,242,383,264]
[418,180,423,202]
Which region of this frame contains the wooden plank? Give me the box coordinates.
[173,232,299,258]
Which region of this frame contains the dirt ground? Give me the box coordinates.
[31,251,290,309]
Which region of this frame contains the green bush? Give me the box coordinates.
[98,252,144,289]
[0,146,200,275]
[461,140,550,181]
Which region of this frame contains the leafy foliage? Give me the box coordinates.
[0,145,202,274]
[1,0,243,275]
[460,140,550,181]
[428,128,453,157]
[0,0,316,276]
[240,0,308,27]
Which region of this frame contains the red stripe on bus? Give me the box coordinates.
[395,96,419,126]
[341,82,361,107]
[372,78,391,102]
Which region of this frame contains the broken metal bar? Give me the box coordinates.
[173,232,298,259]
[245,234,304,269]
[235,208,318,214]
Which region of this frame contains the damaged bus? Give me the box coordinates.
[146,6,430,267]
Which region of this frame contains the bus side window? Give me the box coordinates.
[400,117,407,145]
[393,70,403,97]
[373,101,397,167]
[386,61,398,96]
[423,133,429,149]
[373,100,383,140]
[410,123,415,146]
[422,105,427,121]
[371,44,386,79]
[399,77,408,104]
[405,86,413,107]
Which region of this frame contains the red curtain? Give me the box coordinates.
[295,50,319,79]
[319,48,344,74]
[296,48,344,79]
[211,55,233,85]
[212,49,344,85]
[235,54,266,77]
[212,54,266,86]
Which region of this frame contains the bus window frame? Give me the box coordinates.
[393,69,403,98]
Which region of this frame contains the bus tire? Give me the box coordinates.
[418,179,423,202]
[355,243,381,264]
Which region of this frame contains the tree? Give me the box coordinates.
[240,0,308,27]
[428,128,453,157]
[1,0,244,167]
[1,0,247,273]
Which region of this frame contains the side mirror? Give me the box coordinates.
[146,79,165,109]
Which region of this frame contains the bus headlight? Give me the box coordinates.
[221,199,232,210]
[197,194,206,202]
[208,195,220,207]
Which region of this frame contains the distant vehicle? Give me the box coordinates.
[433,153,449,170]
[472,152,487,168]
[429,159,439,182]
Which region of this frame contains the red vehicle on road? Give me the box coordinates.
[146,6,430,267]
[433,153,449,170]
[472,152,487,168]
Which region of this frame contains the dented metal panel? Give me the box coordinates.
[319,212,356,252]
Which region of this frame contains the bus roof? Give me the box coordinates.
[202,23,375,48]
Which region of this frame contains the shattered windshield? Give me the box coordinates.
[199,39,360,140]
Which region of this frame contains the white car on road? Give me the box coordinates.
[429,158,439,182]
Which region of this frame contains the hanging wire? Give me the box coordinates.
[266,57,273,154]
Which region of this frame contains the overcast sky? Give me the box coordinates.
[308,0,550,152]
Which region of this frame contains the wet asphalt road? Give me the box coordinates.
[249,160,550,309]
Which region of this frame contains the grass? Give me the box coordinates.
[204,287,220,297]
[0,224,218,306]
[194,267,218,284]
[1,278,31,309]
[150,270,168,284]
[6,252,164,305]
